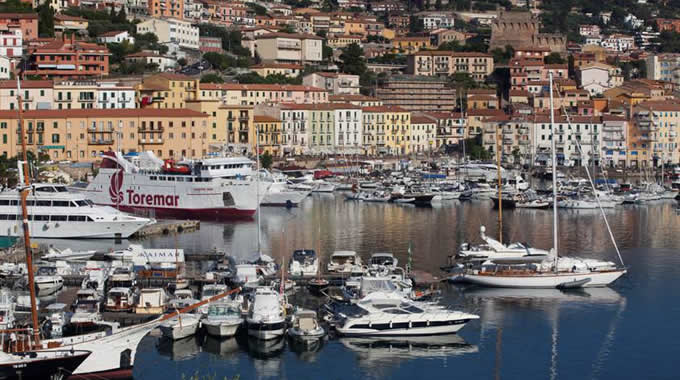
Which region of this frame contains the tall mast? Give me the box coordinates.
[496,124,502,243]
[17,77,41,345]
[256,122,261,255]
[548,73,558,268]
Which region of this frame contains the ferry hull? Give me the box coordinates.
[117,205,255,220]
[0,220,149,239]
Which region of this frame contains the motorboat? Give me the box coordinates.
[287,309,325,344]
[105,287,136,312]
[42,247,96,262]
[312,181,336,193]
[246,287,286,340]
[0,183,154,239]
[288,249,319,277]
[333,292,478,336]
[70,288,102,327]
[457,226,550,264]
[202,302,243,338]
[134,288,167,314]
[199,284,229,314]
[327,251,363,273]
[169,289,198,310]
[33,267,63,296]
[308,278,330,296]
[369,253,398,270]
[0,350,92,380]
[260,170,310,207]
[358,191,391,202]
[43,303,70,338]
[234,264,262,287]
[160,313,201,340]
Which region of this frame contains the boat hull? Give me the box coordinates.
[160,321,199,341]
[246,320,286,340]
[0,351,91,380]
[203,320,241,338]
[0,220,148,239]
[462,270,626,288]
[336,320,470,337]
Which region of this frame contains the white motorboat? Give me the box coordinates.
[160,313,201,340]
[457,226,549,264]
[43,247,96,262]
[34,267,63,296]
[234,264,262,287]
[287,309,325,343]
[44,303,70,338]
[260,170,310,207]
[135,288,168,314]
[327,251,363,273]
[70,289,102,327]
[334,292,478,336]
[203,302,243,337]
[359,191,391,202]
[468,183,496,200]
[288,249,319,277]
[246,287,286,340]
[199,284,229,314]
[169,289,198,310]
[369,253,398,270]
[105,287,136,312]
[0,183,154,239]
[312,181,336,193]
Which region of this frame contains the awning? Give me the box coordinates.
[38,64,56,68]
[56,64,75,69]
[606,150,613,155]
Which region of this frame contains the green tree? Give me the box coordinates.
[177,57,187,67]
[37,4,54,37]
[544,52,566,64]
[409,16,424,33]
[200,73,224,83]
[339,43,366,76]
[246,2,268,15]
[259,152,273,169]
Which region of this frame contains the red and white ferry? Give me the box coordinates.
[83,151,262,220]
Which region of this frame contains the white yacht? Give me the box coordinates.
[203,302,243,338]
[0,183,154,239]
[70,288,102,327]
[457,226,550,264]
[334,292,478,336]
[169,289,198,310]
[260,170,310,207]
[287,309,325,343]
[234,264,262,287]
[327,251,363,273]
[312,181,336,193]
[105,287,136,312]
[246,287,286,340]
[288,249,319,277]
[160,313,201,340]
[34,266,64,296]
[43,247,96,261]
[369,253,398,270]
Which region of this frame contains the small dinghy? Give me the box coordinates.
[556,277,591,289]
[287,310,325,343]
[160,313,201,340]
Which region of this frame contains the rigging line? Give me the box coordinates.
[560,106,626,268]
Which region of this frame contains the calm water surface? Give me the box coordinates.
[53,194,680,380]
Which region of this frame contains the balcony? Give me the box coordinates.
[239,116,249,122]
[138,127,165,132]
[89,139,114,145]
[138,138,164,145]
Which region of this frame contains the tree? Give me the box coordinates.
[279,24,296,34]
[544,52,566,65]
[177,57,187,67]
[200,73,224,83]
[246,2,268,16]
[409,16,424,33]
[339,43,366,76]
[259,152,273,169]
[37,4,55,37]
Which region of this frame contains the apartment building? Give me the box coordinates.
[646,54,680,83]
[532,115,604,167]
[0,13,38,41]
[24,36,110,80]
[254,115,282,156]
[630,101,680,167]
[0,29,22,59]
[148,0,184,19]
[406,51,494,82]
[0,80,53,111]
[136,18,199,50]
[253,33,323,64]
[251,63,302,78]
[601,115,628,167]
[577,63,624,96]
[392,36,431,54]
[0,108,211,161]
[136,73,200,109]
[410,114,436,153]
[302,72,360,95]
[376,76,457,113]
[199,83,328,106]
[481,114,532,165]
[415,11,455,30]
[329,94,383,107]
[362,106,410,155]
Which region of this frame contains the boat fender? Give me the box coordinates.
[389,321,392,328]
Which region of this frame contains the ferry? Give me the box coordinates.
[83,151,264,220]
[0,183,153,239]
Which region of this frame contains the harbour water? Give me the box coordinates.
[44,195,680,380]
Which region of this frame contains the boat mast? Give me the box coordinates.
[496,124,502,243]
[549,73,559,268]
[16,78,41,345]
[256,123,261,255]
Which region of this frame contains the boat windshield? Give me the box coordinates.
[37,267,57,276]
[208,305,239,316]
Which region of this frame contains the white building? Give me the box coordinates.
[302,72,360,95]
[646,54,680,83]
[97,81,135,109]
[96,30,135,45]
[416,12,455,30]
[124,52,178,71]
[136,18,199,50]
[578,63,623,96]
[0,29,22,58]
[601,34,635,52]
[253,32,323,64]
[0,56,10,79]
[601,116,628,167]
[532,115,604,167]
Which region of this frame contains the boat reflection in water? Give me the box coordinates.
[287,335,325,363]
[340,334,478,371]
[156,335,202,361]
[246,336,285,378]
[202,336,240,359]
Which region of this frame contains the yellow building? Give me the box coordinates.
[136,73,200,109]
[631,101,680,166]
[0,108,210,161]
[254,115,282,156]
[362,106,411,155]
[250,63,303,78]
[392,37,431,53]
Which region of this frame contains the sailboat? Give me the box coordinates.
[460,73,627,289]
[8,78,243,378]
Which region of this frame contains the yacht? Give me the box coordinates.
[457,226,550,264]
[0,350,92,380]
[70,288,102,327]
[134,288,167,314]
[105,287,136,312]
[334,292,478,336]
[169,289,198,310]
[42,247,96,261]
[312,181,336,193]
[34,266,63,296]
[160,313,201,340]
[287,309,325,344]
[369,253,398,270]
[246,287,286,340]
[234,264,262,287]
[0,183,154,239]
[202,302,243,338]
[457,163,504,180]
[288,249,319,277]
[199,284,229,314]
[327,251,363,273]
[260,170,310,207]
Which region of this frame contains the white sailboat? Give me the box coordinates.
[460,73,627,289]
